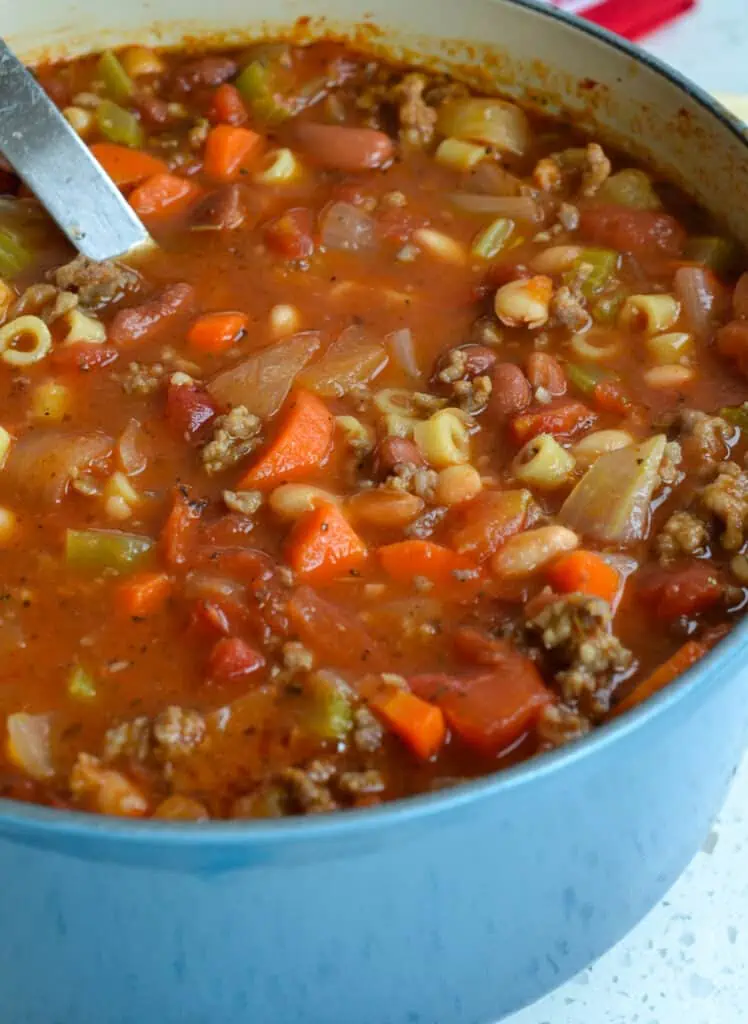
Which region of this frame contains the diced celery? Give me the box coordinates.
[470,217,514,261]
[684,236,741,276]
[67,663,97,701]
[0,228,32,277]
[97,50,134,103]
[566,362,612,396]
[598,168,660,211]
[568,248,619,299]
[95,100,144,148]
[303,673,353,741]
[720,403,748,432]
[65,528,153,573]
[591,291,624,325]
[235,62,291,124]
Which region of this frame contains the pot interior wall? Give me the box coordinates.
[8,0,748,245]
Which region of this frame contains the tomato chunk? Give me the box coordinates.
[264,208,315,260]
[638,562,724,621]
[208,637,265,683]
[578,204,686,256]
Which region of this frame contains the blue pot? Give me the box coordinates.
[3,3,748,1021]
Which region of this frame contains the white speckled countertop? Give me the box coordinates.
[507,4,748,1021]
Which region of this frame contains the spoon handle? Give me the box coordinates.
[0,38,151,261]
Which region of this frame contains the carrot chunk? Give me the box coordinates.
[187,311,248,354]
[368,686,446,760]
[547,550,621,605]
[378,539,480,588]
[613,640,706,717]
[162,489,203,567]
[129,172,201,218]
[287,503,367,585]
[209,83,248,125]
[90,142,168,186]
[116,572,172,618]
[203,125,263,182]
[237,390,335,490]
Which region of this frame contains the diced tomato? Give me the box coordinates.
[593,379,631,414]
[208,637,265,683]
[288,585,383,671]
[578,204,686,256]
[329,182,373,207]
[716,320,748,377]
[638,562,724,621]
[192,547,290,639]
[209,83,248,125]
[376,207,428,243]
[263,208,315,260]
[52,344,119,373]
[510,401,596,444]
[162,489,204,568]
[166,383,218,438]
[410,651,553,756]
[190,599,233,638]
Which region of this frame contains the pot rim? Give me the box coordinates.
[2,0,747,847]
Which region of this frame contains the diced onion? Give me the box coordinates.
[448,193,541,222]
[437,98,529,155]
[385,328,421,379]
[299,327,388,397]
[674,266,717,337]
[6,712,54,780]
[253,147,302,184]
[319,202,376,252]
[116,419,147,476]
[0,315,52,366]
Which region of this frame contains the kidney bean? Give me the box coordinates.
[489,363,532,418]
[110,282,195,345]
[526,352,567,396]
[435,344,497,383]
[192,185,246,231]
[175,56,238,92]
[373,437,425,478]
[287,123,395,173]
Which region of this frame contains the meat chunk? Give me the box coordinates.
[152,706,206,759]
[435,345,496,413]
[656,510,708,564]
[550,284,589,331]
[384,462,439,502]
[222,489,263,516]
[201,405,262,474]
[670,409,733,476]
[337,769,385,795]
[393,73,437,146]
[352,706,384,753]
[175,55,238,91]
[102,717,151,762]
[699,461,748,550]
[579,143,612,197]
[70,753,147,816]
[10,283,78,323]
[535,702,590,748]
[275,763,338,814]
[532,144,610,198]
[192,184,246,231]
[117,360,166,395]
[109,282,195,345]
[526,594,633,711]
[52,256,139,309]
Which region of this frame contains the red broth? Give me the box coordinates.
[0,41,745,819]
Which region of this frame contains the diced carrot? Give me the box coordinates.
[209,83,248,125]
[378,540,480,589]
[613,640,706,717]
[162,489,203,567]
[287,503,367,585]
[187,311,248,355]
[129,173,202,219]
[368,686,446,760]
[208,636,265,684]
[116,572,172,618]
[237,390,335,491]
[547,550,621,605]
[203,125,263,182]
[90,143,168,186]
[511,401,596,444]
[411,656,553,756]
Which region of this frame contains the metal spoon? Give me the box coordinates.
[0,37,151,261]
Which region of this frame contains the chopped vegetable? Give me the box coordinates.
[6,712,54,779]
[235,60,292,124]
[568,248,619,299]
[209,83,248,125]
[161,490,202,567]
[96,100,143,148]
[319,202,376,252]
[673,265,718,337]
[719,403,748,431]
[5,432,112,504]
[638,563,723,621]
[208,637,265,683]
[67,663,97,701]
[129,173,201,218]
[613,640,705,716]
[471,217,514,261]
[116,573,172,617]
[238,389,335,490]
[0,228,32,277]
[437,98,529,155]
[368,685,446,760]
[65,528,154,573]
[684,236,741,276]
[378,540,480,590]
[547,550,621,604]
[187,311,248,354]
[302,673,353,741]
[511,401,595,444]
[597,169,660,211]
[298,327,387,396]
[92,143,169,186]
[288,586,383,671]
[287,503,367,584]
[203,125,263,181]
[559,434,667,544]
[449,489,534,560]
[97,50,134,102]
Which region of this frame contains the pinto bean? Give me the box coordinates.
[373,437,425,478]
[526,352,567,396]
[110,283,195,345]
[489,363,532,418]
[287,123,395,172]
[175,56,238,91]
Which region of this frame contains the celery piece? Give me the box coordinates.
[591,291,625,325]
[719,403,748,432]
[470,218,514,261]
[95,100,144,148]
[684,236,741,277]
[303,673,353,741]
[65,528,153,573]
[0,228,32,277]
[235,61,291,124]
[565,362,610,397]
[67,663,97,701]
[569,248,619,299]
[97,50,134,103]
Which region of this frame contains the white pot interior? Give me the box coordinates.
[7,0,748,241]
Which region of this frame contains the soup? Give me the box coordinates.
[0,40,746,819]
